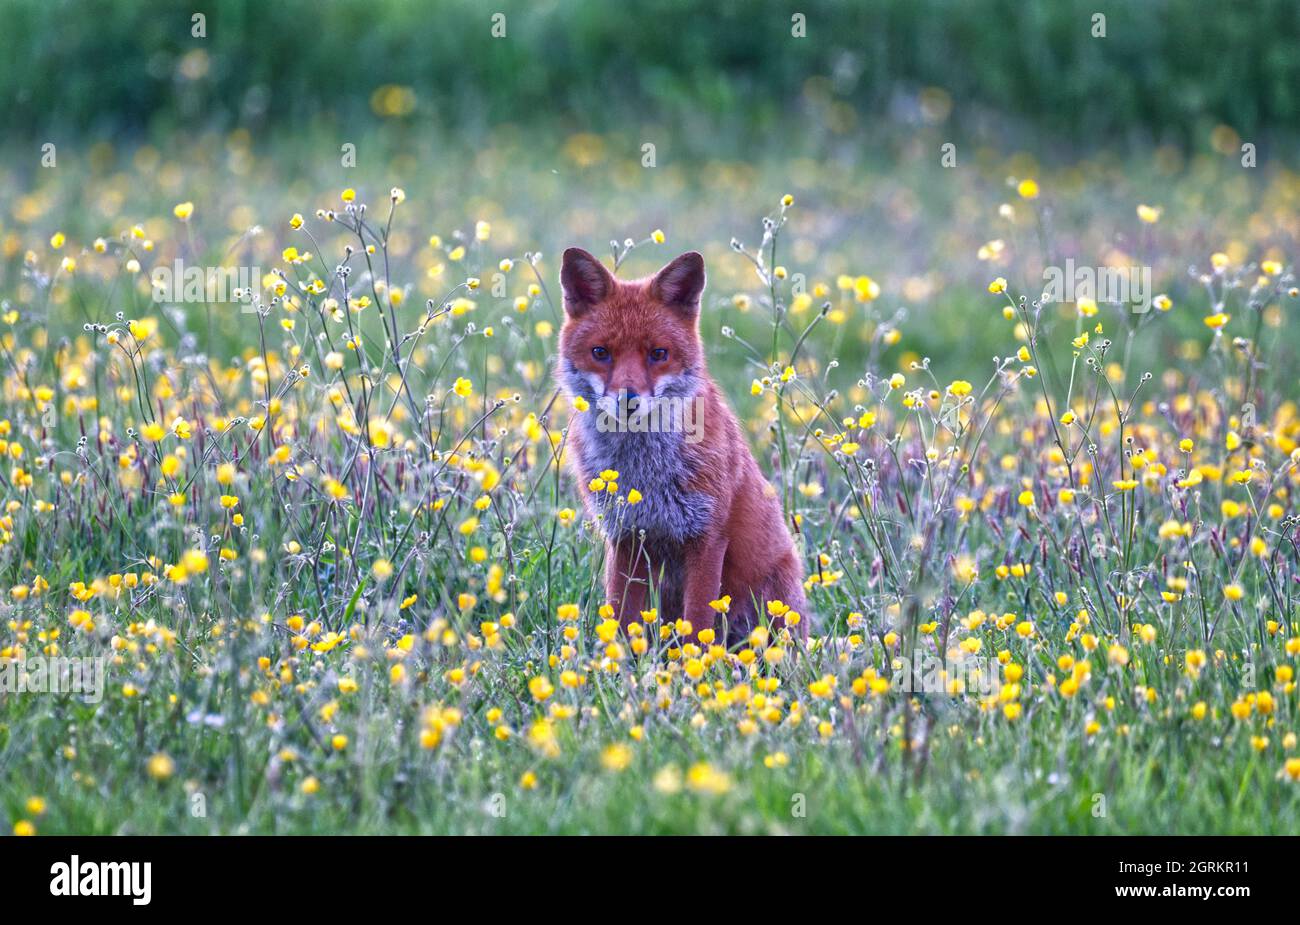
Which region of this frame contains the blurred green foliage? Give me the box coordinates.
[4,0,1299,153]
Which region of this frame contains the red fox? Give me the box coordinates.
[558,247,807,644]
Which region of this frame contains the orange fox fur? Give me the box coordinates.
[557,247,807,643]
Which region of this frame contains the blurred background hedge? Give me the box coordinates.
[4,0,1298,154]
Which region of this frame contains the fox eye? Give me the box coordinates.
[592,346,610,361]
[649,348,668,363]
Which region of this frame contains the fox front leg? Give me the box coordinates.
[681,534,727,642]
[605,538,649,629]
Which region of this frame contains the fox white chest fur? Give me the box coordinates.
[571,408,714,544]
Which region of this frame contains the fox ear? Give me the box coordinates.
[560,247,614,315]
[650,251,706,315]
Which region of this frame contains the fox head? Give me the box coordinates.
[557,247,707,406]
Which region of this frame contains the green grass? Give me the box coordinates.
[6,0,1300,154]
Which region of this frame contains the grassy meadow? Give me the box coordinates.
[2,0,1300,836]
[1,126,1298,834]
